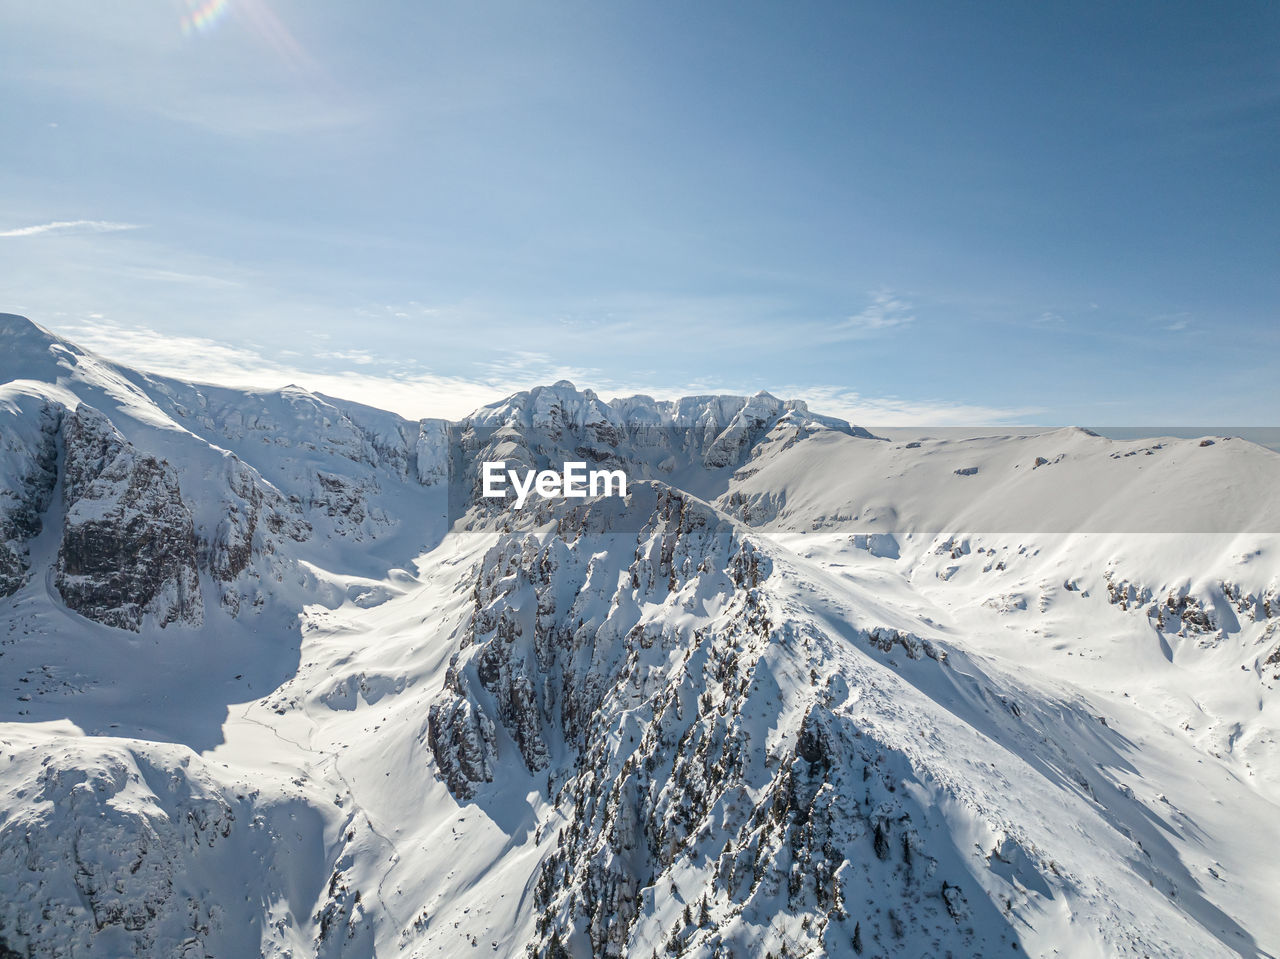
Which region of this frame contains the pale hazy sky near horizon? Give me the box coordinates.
[2,1,1277,424]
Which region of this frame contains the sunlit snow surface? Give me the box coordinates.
[1,314,1279,958]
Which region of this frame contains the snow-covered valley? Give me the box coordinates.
[1,313,1278,958]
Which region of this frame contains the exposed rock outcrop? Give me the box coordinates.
[203,456,311,615]
[424,486,1006,956]
[55,406,203,630]
[0,742,238,957]
[0,400,60,597]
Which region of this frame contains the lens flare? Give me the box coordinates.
[179,0,313,74]
[181,0,231,36]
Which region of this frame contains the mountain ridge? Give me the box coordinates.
[1,314,1278,957]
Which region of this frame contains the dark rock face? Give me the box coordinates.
[424,489,755,953]
[0,402,60,597]
[55,406,203,630]
[204,457,310,615]
[425,692,498,801]
[429,486,754,799]
[424,486,1014,957]
[310,471,376,534]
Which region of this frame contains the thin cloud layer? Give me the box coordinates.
[785,384,1045,427]
[823,290,916,341]
[58,320,503,419]
[0,220,140,239]
[55,319,1033,426]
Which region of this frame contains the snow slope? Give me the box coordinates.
[1,313,1278,958]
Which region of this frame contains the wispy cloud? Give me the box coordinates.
[1157,312,1192,332]
[50,318,1039,427]
[824,289,915,340]
[0,220,140,239]
[57,319,504,419]
[781,385,1045,427]
[116,266,241,288]
[480,351,603,387]
[315,349,379,366]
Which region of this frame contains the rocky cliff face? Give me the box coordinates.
[0,313,452,630]
[426,487,1012,957]
[462,381,873,474]
[0,399,59,597]
[203,456,312,615]
[55,406,204,631]
[429,485,751,797]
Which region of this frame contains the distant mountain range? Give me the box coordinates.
[1,312,1278,958]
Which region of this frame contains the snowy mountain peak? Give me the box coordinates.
[0,313,86,377]
[468,380,872,445]
[0,311,55,339]
[2,320,1280,958]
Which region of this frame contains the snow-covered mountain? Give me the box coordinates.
[1,312,1278,958]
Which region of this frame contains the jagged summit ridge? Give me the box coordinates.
[459,379,880,485]
[467,378,873,437]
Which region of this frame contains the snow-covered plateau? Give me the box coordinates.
[1,312,1278,958]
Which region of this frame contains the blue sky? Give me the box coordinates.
[2,1,1276,423]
